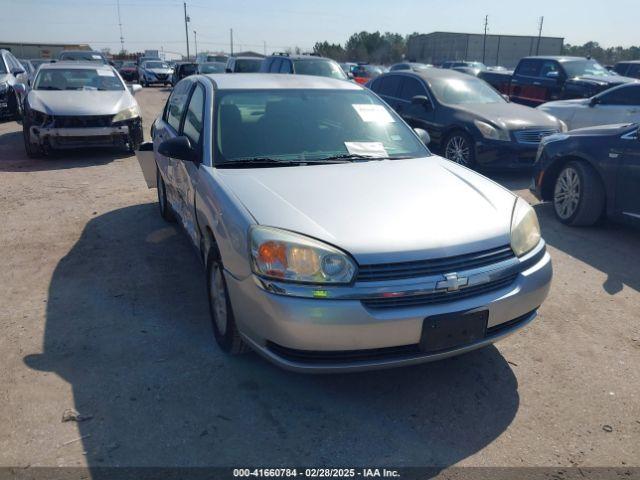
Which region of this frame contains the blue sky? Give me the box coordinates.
[4,0,639,55]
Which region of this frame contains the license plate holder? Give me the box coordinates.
[420,310,488,353]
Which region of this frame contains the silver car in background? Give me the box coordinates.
[141,73,552,373]
[138,60,173,87]
[17,62,143,157]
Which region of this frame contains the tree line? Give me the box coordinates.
[313,31,640,66]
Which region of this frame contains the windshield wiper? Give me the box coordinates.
[319,154,414,161]
[217,157,350,168]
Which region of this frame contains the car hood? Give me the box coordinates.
[218,156,517,264]
[573,74,636,85]
[538,98,590,109]
[566,123,637,136]
[27,90,136,116]
[459,102,561,130]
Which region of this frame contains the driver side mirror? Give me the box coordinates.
[411,95,431,110]
[128,84,143,95]
[589,96,600,107]
[414,128,431,145]
[13,83,27,95]
[11,67,25,76]
[158,136,198,163]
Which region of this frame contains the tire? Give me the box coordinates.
[206,243,247,354]
[553,161,605,226]
[443,130,476,168]
[156,167,175,222]
[22,120,42,158]
[9,90,23,121]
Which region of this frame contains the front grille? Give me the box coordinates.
[268,342,422,364]
[53,115,114,128]
[155,74,168,80]
[513,128,559,145]
[356,245,515,282]
[361,274,518,310]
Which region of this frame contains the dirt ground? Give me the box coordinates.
[0,87,639,470]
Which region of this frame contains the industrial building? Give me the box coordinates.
[407,32,564,68]
[0,42,92,59]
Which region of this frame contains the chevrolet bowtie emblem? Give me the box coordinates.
[436,273,468,292]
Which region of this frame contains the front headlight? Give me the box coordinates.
[250,226,357,284]
[474,120,510,141]
[510,197,541,257]
[112,105,140,123]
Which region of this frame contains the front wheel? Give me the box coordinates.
[207,246,247,354]
[444,131,476,168]
[553,161,605,226]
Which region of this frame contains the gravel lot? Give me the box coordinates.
[1,87,639,470]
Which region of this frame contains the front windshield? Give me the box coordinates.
[199,63,225,73]
[292,59,347,80]
[563,59,610,78]
[235,59,262,72]
[215,89,429,164]
[430,76,505,105]
[60,52,106,63]
[33,68,125,91]
[144,61,169,69]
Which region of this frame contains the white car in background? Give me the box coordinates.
[537,82,640,130]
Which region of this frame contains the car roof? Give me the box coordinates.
[203,73,361,91]
[39,61,115,71]
[521,56,588,62]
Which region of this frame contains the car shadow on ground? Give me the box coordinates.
[534,202,640,294]
[24,204,519,471]
[0,130,130,172]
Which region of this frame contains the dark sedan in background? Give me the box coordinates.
[171,62,197,86]
[532,123,640,226]
[367,69,566,169]
[118,61,138,82]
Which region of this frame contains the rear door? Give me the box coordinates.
[574,85,640,129]
[615,127,640,223]
[173,82,206,245]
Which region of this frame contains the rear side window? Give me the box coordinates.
[627,64,640,78]
[516,59,542,77]
[599,85,640,106]
[377,75,402,97]
[614,63,629,75]
[279,59,292,74]
[165,80,191,131]
[182,84,205,147]
[398,77,426,101]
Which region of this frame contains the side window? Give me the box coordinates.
[369,78,381,93]
[399,77,427,101]
[539,61,560,78]
[627,64,640,78]
[516,59,542,77]
[614,64,629,76]
[378,75,401,97]
[165,80,191,131]
[182,84,205,146]
[269,58,282,73]
[599,85,640,106]
[279,59,292,74]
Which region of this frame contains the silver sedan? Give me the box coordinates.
[139,73,552,373]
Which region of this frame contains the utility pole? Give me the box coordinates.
[482,15,488,64]
[536,16,544,55]
[230,28,234,56]
[183,2,190,60]
[116,0,125,54]
[194,30,198,57]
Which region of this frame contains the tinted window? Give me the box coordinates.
[279,59,292,74]
[614,64,629,75]
[292,59,346,79]
[627,64,640,78]
[539,61,560,77]
[182,84,205,146]
[166,81,191,131]
[598,85,640,106]
[398,77,426,101]
[269,58,282,73]
[377,75,401,97]
[215,89,428,163]
[516,59,542,77]
[235,58,262,72]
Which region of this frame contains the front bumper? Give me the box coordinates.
[476,138,539,169]
[29,125,130,149]
[225,241,552,373]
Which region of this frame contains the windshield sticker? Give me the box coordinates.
[344,142,388,158]
[352,104,395,123]
[97,70,115,76]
